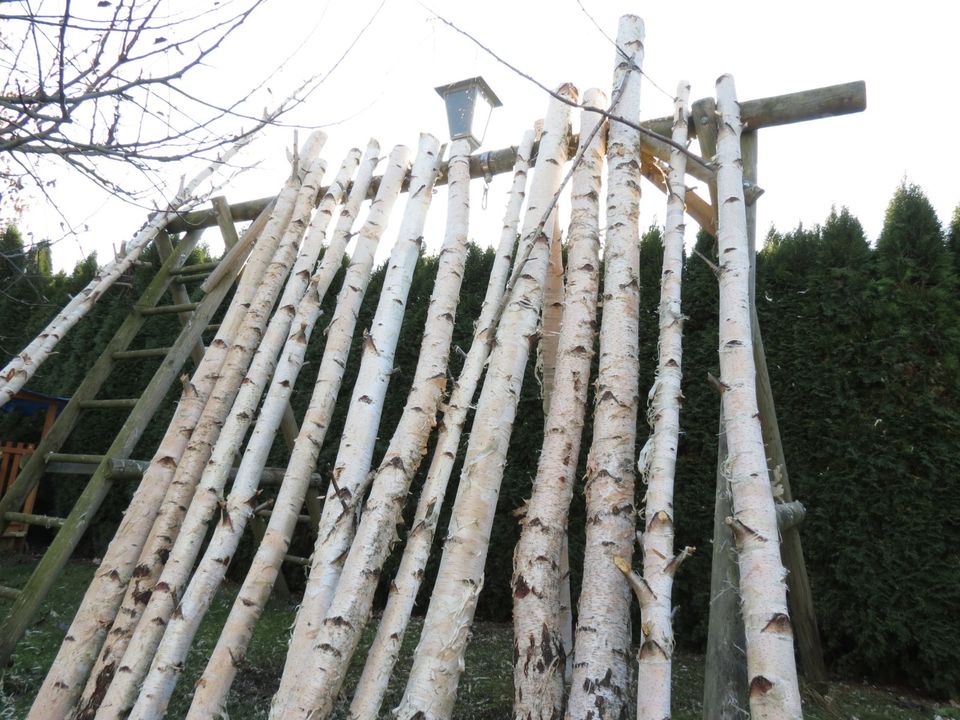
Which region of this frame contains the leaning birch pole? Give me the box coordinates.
[0,117,299,408]
[294,137,473,720]
[123,148,368,720]
[566,16,644,720]
[271,134,443,720]
[393,87,576,720]
[348,128,537,720]
[617,80,692,720]
[44,166,301,720]
[91,136,329,720]
[512,90,606,720]
[284,140,471,720]
[714,73,803,720]
[185,145,409,719]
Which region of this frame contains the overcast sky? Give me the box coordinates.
[16,0,958,271]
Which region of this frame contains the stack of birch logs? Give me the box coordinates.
[23,14,804,720]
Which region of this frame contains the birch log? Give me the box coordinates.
[393,87,576,720]
[272,134,442,720]
[124,147,368,720]
[54,167,300,720]
[186,144,409,719]
[349,128,537,720]
[629,80,692,720]
[296,137,473,720]
[512,90,606,720]
[91,134,329,720]
[566,16,643,720]
[539,210,564,414]
[714,73,802,720]
[0,130,264,408]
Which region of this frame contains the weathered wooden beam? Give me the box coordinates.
[199,200,274,294]
[165,82,864,235]
[169,261,220,276]
[77,398,140,410]
[640,152,717,236]
[43,455,320,488]
[0,586,20,601]
[112,347,172,360]
[211,195,241,249]
[3,511,65,529]
[645,80,867,137]
[139,302,200,316]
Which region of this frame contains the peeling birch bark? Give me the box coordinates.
[393,87,576,720]
[630,80,692,720]
[272,134,443,720]
[348,128,537,720]
[184,144,408,720]
[123,147,369,720]
[512,89,606,720]
[714,73,802,720]
[566,16,643,720]
[297,136,473,720]
[67,142,316,720]
[91,133,329,720]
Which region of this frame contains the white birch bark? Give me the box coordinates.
[293,137,473,720]
[394,87,576,720]
[714,73,802,720]
[539,209,564,414]
[272,134,443,720]
[62,153,309,720]
[512,90,606,720]
[91,134,329,720]
[123,147,369,720]
[0,135,264,408]
[349,128,537,720]
[186,144,409,720]
[630,80,692,720]
[566,16,643,720]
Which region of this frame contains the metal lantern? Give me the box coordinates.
[434,76,502,151]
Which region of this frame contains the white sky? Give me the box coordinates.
[18,0,959,272]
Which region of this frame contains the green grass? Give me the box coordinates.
[1,559,956,719]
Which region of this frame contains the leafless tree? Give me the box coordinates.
[0,0,312,218]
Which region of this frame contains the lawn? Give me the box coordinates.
[1,559,956,719]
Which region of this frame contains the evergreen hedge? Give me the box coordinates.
[2,183,958,697]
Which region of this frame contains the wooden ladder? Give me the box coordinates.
[0,227,244,663]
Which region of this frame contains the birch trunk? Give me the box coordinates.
[566,16,643,720]
[539,210,564,413]
[630,81,691,720]
[272,134,442,720]
[349,128,537,720]
[0,133,263,408]
[90,134,329,720]
[53,172,300,720]
[124,147,369,720]
[714,73,802,720]
[186,144,409,720]
[394,87,576,720]
[512,90,606,720]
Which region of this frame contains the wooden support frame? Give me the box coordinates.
[166,81,866,234]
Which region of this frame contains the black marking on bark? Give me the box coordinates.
[750,675,774,698]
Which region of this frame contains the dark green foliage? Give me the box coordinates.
[4,181,960,699]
